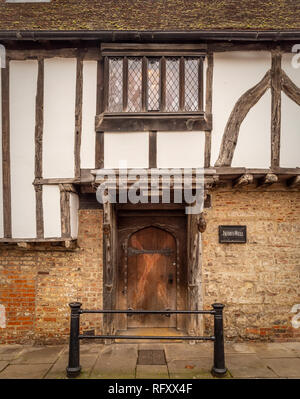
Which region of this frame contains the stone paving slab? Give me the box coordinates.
[262,357,300,378]
[45,353,99,379]
[225,343,256,354]
[281,342,300,357]
[226,354,278,378]
[250,343,296,358]
[90,344,138,379]
[164,343,212,362]
[11,345,64,365]
[168,358,215,379]
[0,363,52,379]
[0,345,26,361]
[136,365,169,379]
[0,361,8,372]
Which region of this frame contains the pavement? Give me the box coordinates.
[0,341,300,379]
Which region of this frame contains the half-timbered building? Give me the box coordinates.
[0,0,299,344]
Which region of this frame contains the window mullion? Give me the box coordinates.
[179,57,185,111]
[198,57,204,112]
[103,56,109,111]
[141,56,148,112]
[122,56,128,112]
[160,56,166,112]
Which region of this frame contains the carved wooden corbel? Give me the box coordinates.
[198,212,207,233]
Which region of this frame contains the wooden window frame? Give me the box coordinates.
[96,43,211,132]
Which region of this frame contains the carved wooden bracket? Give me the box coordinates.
[198,212,207,233]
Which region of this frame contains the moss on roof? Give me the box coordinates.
[0,0,299,31]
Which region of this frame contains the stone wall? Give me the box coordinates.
[0,209,103,344]
[0,188,299,344]
[202,186,300,341]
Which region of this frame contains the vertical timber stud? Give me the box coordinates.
[66,302,82,378]
[59,184,71,238]
[187,213,204,337]
[149,131,157,169]
[74,55,83,179]
[2,56,12,238]
[204,53,213,168]
[211,303,227,377]
[103,200,117,340]
[271,51,282,168]
[95,57,105,169]
[35,58,44,238]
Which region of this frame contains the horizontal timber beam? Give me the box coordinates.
[95,112,211,132]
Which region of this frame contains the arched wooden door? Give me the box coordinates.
[127,226,177,328]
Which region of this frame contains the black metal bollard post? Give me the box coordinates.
[211,303,227,377]
[66,302,82,378]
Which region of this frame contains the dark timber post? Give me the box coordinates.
[211,303,227,377]
[66,302,82,378]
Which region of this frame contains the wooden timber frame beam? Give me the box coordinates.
[74,53,83,179]
[35,58,44,238]
[204,53,213,168]
[270,50,282,168]
[2,56,11,238]
[59,183,76,239]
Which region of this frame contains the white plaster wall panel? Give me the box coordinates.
[10,61,37,238]
[280,93,300,168]
[282,53,300,87]
[232,90,271,168]
[157,131,205,168]
[104,132,149,168]
[70,192,79,239]
[81,61,97,169]
[43,185,61,238]
[281,53,300,168]
[0,67,3,238]
[211,51,271,166]
[43,58,76,178]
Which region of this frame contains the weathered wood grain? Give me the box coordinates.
[149,131,157,169]
[35,59,44,238]
[74,56,83,178]
[271,52,282,168]
[1,58,11,238]
[59,184,71,238]
[233,173,254,188]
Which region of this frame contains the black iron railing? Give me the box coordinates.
[66,302,227,378]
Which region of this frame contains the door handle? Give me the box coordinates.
[165,308,171,317]
[168,274,173,284]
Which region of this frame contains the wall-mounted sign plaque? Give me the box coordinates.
[219,225,247,243]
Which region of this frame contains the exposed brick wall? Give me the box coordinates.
[0,189,299,344]
[202,187,300,341]
[0,209,103,344]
